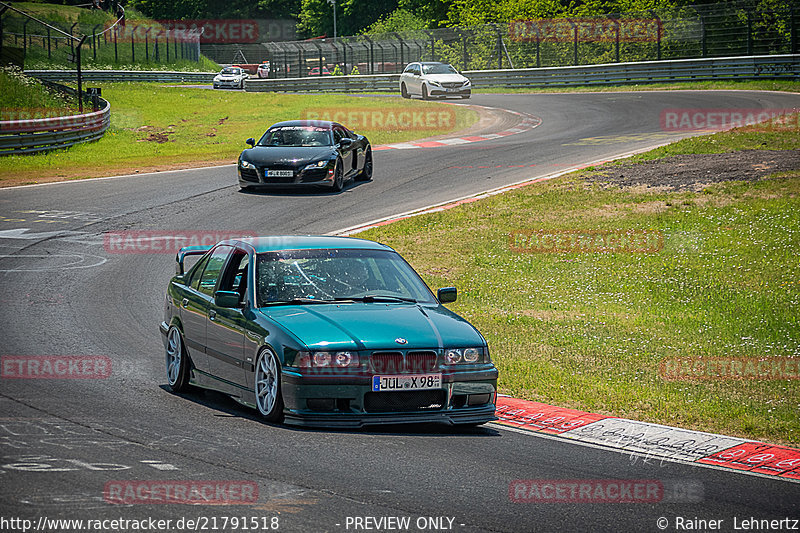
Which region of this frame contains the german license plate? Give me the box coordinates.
[372,373,442,392]
[446,87,458,92]
[267,169,293,177]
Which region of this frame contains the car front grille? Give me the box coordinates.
[240,168,259,182]
[442,82,463,88]
[364,390,446,412]
[370,351,438,374]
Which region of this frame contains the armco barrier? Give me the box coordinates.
[26,70,216,84]
[245,54,799,93]
[0,98,111,155]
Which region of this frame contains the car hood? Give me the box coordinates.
[259,303,483,351]
[242,146,335,165]
[424,73,468,83]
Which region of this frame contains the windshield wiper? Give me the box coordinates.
[346,295,417,303]
[262,297,355,306]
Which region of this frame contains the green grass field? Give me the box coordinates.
[357,120,800,445]
[0,83,477,185]
[0,67,76,116]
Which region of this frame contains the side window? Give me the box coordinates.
[198,245,232,296]
[188,254,210,290]
[333,127,344,144]
[413,65,421,75]
[218,250,250,300]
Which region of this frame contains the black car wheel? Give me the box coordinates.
[356,149,373,181]
[254,348,284,422]
[331,159,345,192]
[165,325,191,392]
[401,83,409,99]
[422,85,429,100]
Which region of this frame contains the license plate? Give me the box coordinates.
[446,87,458,92]
[372,373,442,392]
[267,169,293,178]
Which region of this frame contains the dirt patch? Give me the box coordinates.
[587,150,800,191]
[138,131,172,143]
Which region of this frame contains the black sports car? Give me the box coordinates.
[238,120,373,191]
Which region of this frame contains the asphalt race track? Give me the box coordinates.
[1,91,799,532]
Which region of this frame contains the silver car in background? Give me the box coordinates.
[399,62,471,100]
[213,67,248,89]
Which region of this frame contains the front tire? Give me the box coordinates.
[401,83,409,99]
[165,325,191,392]
[421,85,429,100]
[356,148,373,181]
[254,349,283,422]
[331,159,345,192]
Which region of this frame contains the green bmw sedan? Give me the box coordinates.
[159,235,498,428]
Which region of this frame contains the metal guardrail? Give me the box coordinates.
[0,98,111,155]
[26,70,217,83]
[245,54,799,93]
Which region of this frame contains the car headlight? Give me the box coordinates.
[303,160,329,171]
[296,350,360,368]
[463,79,471,86]
[239,160,256,170]
[429,80,441,87]
[445,347,488,365]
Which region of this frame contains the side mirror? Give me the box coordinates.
[437,287,457,303]
[245,138,255,147]
[215,290,242,308]
[339,137,353,147]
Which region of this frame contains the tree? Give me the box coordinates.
[298,0,399,37]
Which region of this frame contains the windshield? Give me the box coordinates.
[256,248,435,305]
[422,64,458,75]
[221,68,242,75]
[257,125,332,147]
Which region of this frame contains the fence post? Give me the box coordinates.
[393,33,405,68]
[145,27,150,62]
[461,33,468,70]
[47,26,51,58]
[70,22,78,58]
[364,35,374,74]
[113,25,117,62]
[536,31,540,68]
[494,24,502,68]
[166,30,169,61]
[700,14,707,57]
[131,26,135,63]
[92,24,100,60]
[154,33,159,62]
[23,19,29,57]
[656,17,662,60]
[76,36,86,113]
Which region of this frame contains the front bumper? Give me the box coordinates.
[429,87,470,97]
[280,368,498,428]
[238,166,334,188]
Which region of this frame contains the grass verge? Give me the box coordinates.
[357,118,800,445]
[0,83,477,186]
[474,80,800,94]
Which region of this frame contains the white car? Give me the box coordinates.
[257,61,271,78]
[213,67,247,89]
[399,62,471,100]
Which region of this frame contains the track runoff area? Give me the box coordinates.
[332,102,800,486]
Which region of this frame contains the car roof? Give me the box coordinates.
[220,235,394,254]
[268,120,336,129]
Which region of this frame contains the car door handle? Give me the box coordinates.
[209,310,216,321]
[181,298,188,308]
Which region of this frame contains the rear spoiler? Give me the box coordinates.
[176,245,212,275]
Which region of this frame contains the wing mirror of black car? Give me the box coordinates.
[339,137,354,147]
[215,290,242,308]
[437,287,457,303]
[245,138,255,147]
